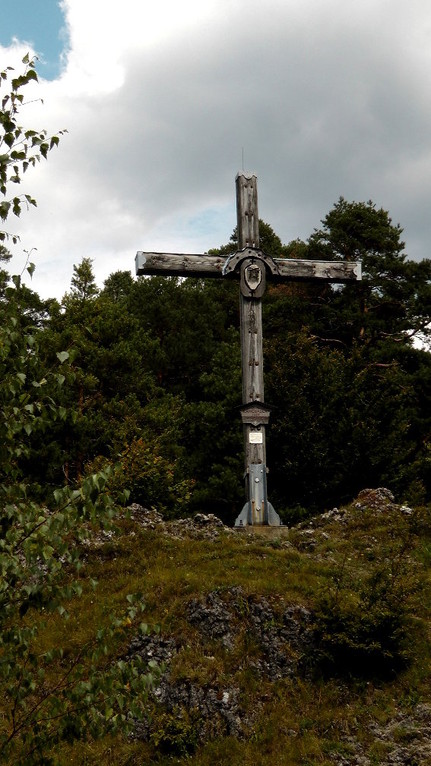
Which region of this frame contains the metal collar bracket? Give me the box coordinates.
[222,248,281,277]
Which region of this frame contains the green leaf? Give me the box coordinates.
[26,261,35,278]
[56,351,69,363]
[0,201,11,220]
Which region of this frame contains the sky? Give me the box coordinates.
[1,0,431,300]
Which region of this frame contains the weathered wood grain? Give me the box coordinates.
[273,258,361,282]
[236,172,260,248]
[135,252,361,282]
[135,252,225,277]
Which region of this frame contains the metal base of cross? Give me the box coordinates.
[234,501,282,527]
[234,464,282,527]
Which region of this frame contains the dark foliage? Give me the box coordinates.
[6,205,431,520]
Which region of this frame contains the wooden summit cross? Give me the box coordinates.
[135,173,361,527]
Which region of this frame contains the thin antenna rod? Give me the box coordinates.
[241,147,245,171]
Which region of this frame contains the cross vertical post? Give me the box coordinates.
[235,173,280,526]
[237,173,264,404]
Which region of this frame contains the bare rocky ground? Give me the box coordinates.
[127,504,233,541]
[126,585,316,746]
[336,704,431,765]
[120,492,430,764]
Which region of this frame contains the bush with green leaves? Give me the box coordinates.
[0,281,159,764]
[312,505,421,678]
[0,54,64,245]
[0,57,156,765]
[149,708,202,757]
[314,569,410,678]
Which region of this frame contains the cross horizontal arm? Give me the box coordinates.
[273,258,361,283]
[135,251,225,278]
[136,251,361,283]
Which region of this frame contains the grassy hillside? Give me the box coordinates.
[3,489,431,765]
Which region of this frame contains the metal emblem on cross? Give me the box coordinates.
[136,173,361,527]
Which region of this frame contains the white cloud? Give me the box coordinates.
[1,0,431,299]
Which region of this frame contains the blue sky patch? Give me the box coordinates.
[0,0,68,80]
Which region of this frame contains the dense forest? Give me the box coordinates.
[3,201,431,524]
